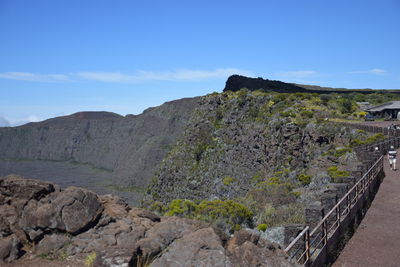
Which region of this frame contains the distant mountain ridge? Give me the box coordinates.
[0,98,199,191]
[224,75,400,94]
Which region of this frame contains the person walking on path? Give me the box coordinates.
[388,145,397,171]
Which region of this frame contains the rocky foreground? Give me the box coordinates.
[0,175,292,267]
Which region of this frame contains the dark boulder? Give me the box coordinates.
[0,175,57,201]
[151,227,227,267]
[20,186,103,238]
[226,229,292,267]
[35,234,70,255]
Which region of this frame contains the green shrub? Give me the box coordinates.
[247,105,259,118]
[300,109,314,119]
[320,94,332,105]
[258,203,305,228]
[251,178,296,207]
[193,142,208,162]
[164,199,197,216]
[223,176,235,186]
[85,252,97,267]
[274,93,289,103]
[250,173,263,184]
[325,146,352,157]
[339,98,356,114]
[149,201,165,214]
[356,129,367,134]
[292,191,302,198]
[350,133,385,147]
[280,110,296,118]
[297,174,311,185]
[294,92,312,100]
[196,200,253,227]
[162,199,253,233]
[257,224,268,232]
[327,166,350,183]
[233,224,242,231]
[236,88,249,107]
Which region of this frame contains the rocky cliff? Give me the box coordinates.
[0,175,292,267]
[224,75,400,94]
[0,98,199,190]
[147,90,361,204]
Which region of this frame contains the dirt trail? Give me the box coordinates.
[333,149,400,267]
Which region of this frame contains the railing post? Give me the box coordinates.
[305,228,310,264]
[322,209,328,246]
[336,195,340,226]
[362,175,365,193]
[367,170,371,186]
[346,186,350,212]
[355,182,359,199]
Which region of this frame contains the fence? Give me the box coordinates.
[284,124,397,266]
[339,122,400,137]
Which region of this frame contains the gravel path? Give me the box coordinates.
[333,150,400,267]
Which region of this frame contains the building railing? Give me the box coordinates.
[284,123,397,266]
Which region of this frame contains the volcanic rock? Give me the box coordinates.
[0,175,293,266]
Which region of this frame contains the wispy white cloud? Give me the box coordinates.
[274,70,318,78]
[78,68,253,82]
[0,69,252,83]
[77,72,133,82]
[25,115,41,123]
[269,70,323,84]
[0,114,42,127]
[348,68,388,75]
[0,72,69,82]
[0,116,10,127]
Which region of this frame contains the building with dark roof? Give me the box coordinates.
[366,101,400,119]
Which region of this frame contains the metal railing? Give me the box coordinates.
[339,122,400,137]
[284,124,396,266]
[284,155,383,265]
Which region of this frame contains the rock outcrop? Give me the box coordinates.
[0,175,292,266]
[224,75,309,93]
[223,75,400,94]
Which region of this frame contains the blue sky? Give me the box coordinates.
[1,0,399,126]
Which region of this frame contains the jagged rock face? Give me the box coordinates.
[0,175,293,266]
[0,98,199,188]
[147,93,352,203]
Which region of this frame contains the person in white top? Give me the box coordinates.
[388,146,397,171]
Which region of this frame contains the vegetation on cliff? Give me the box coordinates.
[144,89,386,232]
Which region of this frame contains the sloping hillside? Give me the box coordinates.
[0,98,199,191]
